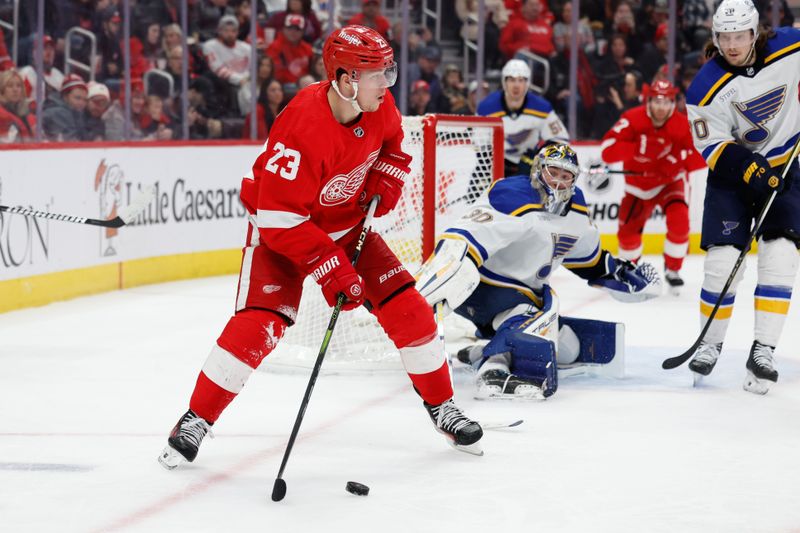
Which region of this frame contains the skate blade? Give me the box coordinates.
[692,372,704,387]
[668,285,682,296]
[743,371,771,395]
[158,445,186,470]
[448,439,484,456]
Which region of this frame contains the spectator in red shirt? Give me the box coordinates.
[499,0,556,59]
[265,0,322,45]
[347,0,391,40]
[242,78,285,139]
[266,14,313,84]
[0,70,35,143]
[0,28,13,71]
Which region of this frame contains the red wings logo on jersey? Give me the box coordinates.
[319,149,380,206]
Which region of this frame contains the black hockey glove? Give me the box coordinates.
[740,153,783,195]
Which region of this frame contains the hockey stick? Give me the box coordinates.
[580,165,640,176]
[662,137,800,370]
[271,196,380,503]
[0,186,156,228]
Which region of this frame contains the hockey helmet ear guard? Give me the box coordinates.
[531,143,580,214]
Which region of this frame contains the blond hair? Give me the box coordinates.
[0,69,29,117]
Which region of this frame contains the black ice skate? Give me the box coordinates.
[664,269,684,296]
[475,368,547,400]
[424,399,484,456]
[688,342,722,386]
[456,344,483,366]
[158,409,214,470]
[743,341,778,395]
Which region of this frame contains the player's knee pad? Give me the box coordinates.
[375,287,437,349]
[703,245,745,293]
[217,308,288,368]
[758,237,799,286]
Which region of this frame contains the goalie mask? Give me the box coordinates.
[531,143,580,215]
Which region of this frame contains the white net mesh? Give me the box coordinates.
[265,115,503,373]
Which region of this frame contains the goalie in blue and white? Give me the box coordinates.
[416,143,662,400]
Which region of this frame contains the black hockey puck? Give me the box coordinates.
[345,481,370,496]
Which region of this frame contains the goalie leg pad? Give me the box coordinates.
[558,316,625,378]
[481,311,558,398]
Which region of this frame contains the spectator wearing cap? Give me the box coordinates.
[0,69,36,143]
[18,35,64,100]
[635,22,668,83]
[347,1,391,40]
[43,74,89,141]
[499,0,556,59]
[441,64,469,114]
[192,0,235,43]
[85,82,111,141]
[266,14,313,85]
[408,80,435,116]
[402,45,449,113]
[97,7,124,81]
[266,0,322,45]
[202,15,253,114]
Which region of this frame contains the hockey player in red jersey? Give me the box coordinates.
[158,26,484,468]
[600,80,706,293]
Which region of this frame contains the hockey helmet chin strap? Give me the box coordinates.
[331,79,364,114]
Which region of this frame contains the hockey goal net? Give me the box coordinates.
[266,114,504,373]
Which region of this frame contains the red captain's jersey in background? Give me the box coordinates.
[600,105,705,199]
[240,81,404,273]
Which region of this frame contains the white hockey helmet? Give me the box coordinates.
[712,0,759,52]
[501,59,531,92]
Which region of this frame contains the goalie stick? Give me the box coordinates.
[662,136,800,370]
[0,186,156,228]
[271,196,380,503]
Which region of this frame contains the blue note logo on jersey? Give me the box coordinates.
[733,85,787,144]
[506,128,534,154]
[722,221,740,236]
[537,233,579,278]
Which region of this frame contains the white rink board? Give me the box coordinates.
[0,144,261,281]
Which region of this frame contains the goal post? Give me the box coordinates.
[265,114,505,373]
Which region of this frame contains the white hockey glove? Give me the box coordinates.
[590,259,662,303]
[415,238,480,315]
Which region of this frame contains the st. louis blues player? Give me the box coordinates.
[685,0,800,394]
[416,143,662,399]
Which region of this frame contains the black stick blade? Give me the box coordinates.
[271,478,287,502]
[662,346,697,370]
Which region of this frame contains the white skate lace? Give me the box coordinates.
[694,343,720,365]
[434,400,472,434]
[181,417,214,446]
[751,343,775,369]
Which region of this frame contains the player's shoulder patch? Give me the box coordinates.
[522,92,553,118]
[487,175,544,216]
[477,91,505,117]
[686,58,734,107]
[568,187,590,217]
[763,27,800,66]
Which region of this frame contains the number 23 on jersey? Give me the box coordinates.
[265,142,302,181]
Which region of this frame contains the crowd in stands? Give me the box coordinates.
[0,0,795,144]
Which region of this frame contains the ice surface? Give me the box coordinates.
[1,256,799,532]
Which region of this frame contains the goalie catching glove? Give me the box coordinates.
[360,150,412,217]
[590,258,662,303]
[309,248,365,310]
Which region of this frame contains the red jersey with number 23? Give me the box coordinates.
[240,81,404,273]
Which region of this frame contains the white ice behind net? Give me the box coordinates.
[265,116,500,373]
